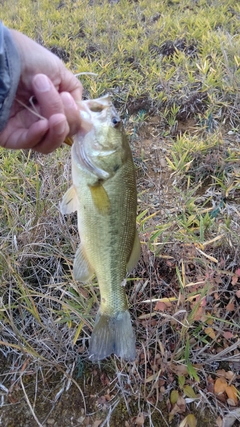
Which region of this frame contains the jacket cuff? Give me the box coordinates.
[0,24,21,132]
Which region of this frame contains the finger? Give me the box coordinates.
[3,114,69,154]
[32,74,65,119]
[1,118,49,150]
[60,91,81,135]
[33,114,69,154]
[59,68,83,103]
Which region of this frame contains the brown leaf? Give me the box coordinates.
[155,301,167,312]
[235,268,240,276]
[170,363,188,376]
[223,331,234,340]
[236,289,240,298]
[231,275,238,286]
[92,420,103,427]
[214,377,227,395]
[205,327,216,339]
[225,385,238,405]
[216,416,222,427]
[176,395,186,413]
[135,413,145,426]
[226,302,235,311]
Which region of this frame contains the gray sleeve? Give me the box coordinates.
[0,23,21,132]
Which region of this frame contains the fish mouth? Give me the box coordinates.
[73,95,121,179]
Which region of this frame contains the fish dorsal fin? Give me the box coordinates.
[60,185,78,215]
[73,243,95,283]
[89,184,110,215]
[127,231,141,273]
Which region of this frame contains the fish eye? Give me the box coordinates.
[112,117,121,127]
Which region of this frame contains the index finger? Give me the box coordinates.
[59,68,83,104]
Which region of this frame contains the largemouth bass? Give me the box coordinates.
[60,95,140,361]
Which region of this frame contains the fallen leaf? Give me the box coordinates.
[214,377,227,395]
[205,327,216,339]
[236,290,240,298]
[169,396,186,422]
[92,420,103,427]
[224,331,234,340]
[170,363,188,376]
[135,413,145,426]
[225,385,238,405]
[183,385,197,399]
[231,275,238,285]
[226,302,235,311]
[170,390,179,405]
[179,414,197,427]
[155,301,167,312]
[235,268,240,276]
[216,416,223,427]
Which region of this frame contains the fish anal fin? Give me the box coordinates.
[89,184,110,215]
[60,185,78,215]
[88,310,136,362]
[127,231,141,273]
[73,243,94,283]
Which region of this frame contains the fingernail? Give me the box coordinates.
[54,119,67,135]
[33,74,51,92]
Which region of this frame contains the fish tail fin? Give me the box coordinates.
[88,310,136,362]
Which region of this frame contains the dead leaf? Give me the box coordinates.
[214,377,227,395]
[170,390,179,405]
[231,275,238,285]
[92,420,103,427]
[224,331,234,340]
[170,363,188,376]
[236,289,240,298]
[216,416,223,427]
[235,268,240,276]
[155,301,167,312]
[135,413,145,426]
[183,385,197,399]
[225,385,238,405]
[169,396,186,422]
[179,414,197,427]
[226,302,235,311]
[205,327,216,339]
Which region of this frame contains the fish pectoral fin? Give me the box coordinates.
[60,185,78,214]
[89,184,110,215]
[127,231,141,273]
[89,310,136,362]
[73,243,95,283]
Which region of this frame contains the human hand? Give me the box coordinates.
[0,30,82,154]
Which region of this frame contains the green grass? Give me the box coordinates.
[1,0,240,425]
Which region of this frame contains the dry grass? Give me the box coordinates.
[1,0,240,426]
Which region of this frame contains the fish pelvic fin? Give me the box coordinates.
[60,185,78,214]
[73,243,95,283]
[88,310,136,362]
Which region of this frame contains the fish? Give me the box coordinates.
[60,95,140,361]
